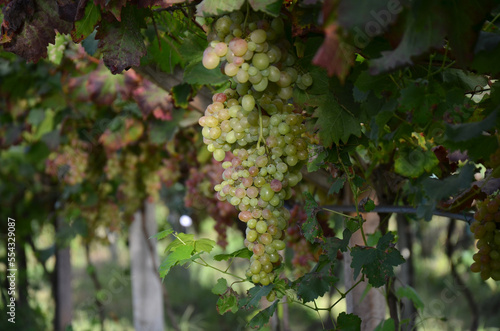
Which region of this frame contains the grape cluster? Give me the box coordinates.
[199,11,310,285]
[286,205,320,276]
[46,143,89,185]
[470,194,500,281]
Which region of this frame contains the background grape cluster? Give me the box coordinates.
[199,10,311,285]
[470,194,500,281]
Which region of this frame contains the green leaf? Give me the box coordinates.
[303,192,323,243]
[307,147,328,172]
[418,163,475,219]
[72,1,101,42]
[337,312,362,331]
[374,318,396,331]
[214,247,253,261]
[295,258,337,303]
[171,83,192,108]
[149,228,174,241]
[96,5,147,74]
[337,0,401,33]
[216,290,239,315]
[159,244,194,278]
[143,35,182,74]
[328,175,346,195]
[369,0,446,75]
[248,301,279,329]
[396,286,424,311]
[212,278,228,295]
[194,238,216,253]
[148,110,185,144]
[165,233,195,252]
[249,0,282,17]
[445,110,497,142]
[315,94,361,146]
[47,33,67,65]
[394,146,439,178]
[239,285,274,310]
[350,232,405,287]
[196,0,245,16]
[82,30,98,56]
[183,60,229,86]
[322,228,352,257]
[364,199,376,212]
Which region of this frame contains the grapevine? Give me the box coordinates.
[199,10,311,285]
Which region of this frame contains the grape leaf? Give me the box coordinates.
[295,258,337,303]
[445,110,498,142]
[132,79,173,120]
[96,5,147,74]
[394,145,439,178]
[248,301,278,329]
[248,0,282,17]
[328,175,346,195]
[369,0,446,75]
[374,318,396,331]
[165,233,195,252]
[72,1,101,42]
[2,0,72,62]
[196,0,245,16]
[314,93,361,146]
[216,289,239,315]
[312,23,354,81]
[322,228,352,258]
[337,312,362,331]
[142,35,182,74]
[194,238,216,253]
[350,232,405,287]
[159,244,194,278]
[94,0,127,21]
[337,0,401,33]
[149,228,174,241]
[213,247,253,261]
[183,60,229,86]
[417,163,476,219]
[212,278,228,295]
[303,192,323,243]
[239,285,274,310]
[171,83,192,109]
[396,285,424,310]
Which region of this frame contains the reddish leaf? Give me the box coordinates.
[2,0,72,62]
[133,79,173,120]
[312,23,354,82]
[86,63,124,105]
[96,5,147,74]
[432,145,458,177]
[94,0,126,21]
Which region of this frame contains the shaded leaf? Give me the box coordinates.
[183,60,228,86]
[315,94,361,146]
[239,285,274,310]
[374,318,396,331]
[313,23,354,81]
[337,312,361,331]
[445,110,497,142]
[171,83,192,109]
[394,145,439,178]
[396,286,424,310]
[328,175,346,195]
[248,301,278,329]
[296,258,337,303]
[350,232,405,287]
[303,192,323,243]
[133,79,173,120]
[72,1,100,42]
[96,5,147,74]
[2,0,72,62]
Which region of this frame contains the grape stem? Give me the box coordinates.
[194,257,246,281]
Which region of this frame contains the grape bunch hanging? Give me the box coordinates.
[199,10,311,285]
[470,194,500,281]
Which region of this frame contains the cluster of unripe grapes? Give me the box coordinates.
[199,10,311,285]
[470,194,500,281]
